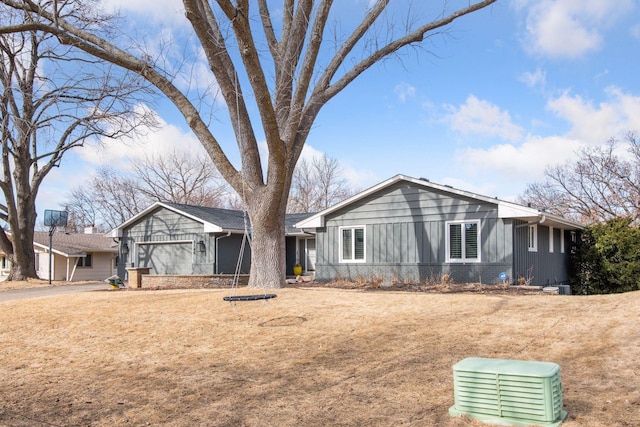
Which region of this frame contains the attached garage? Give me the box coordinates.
[137,241,194,275]
[110,202,315,280]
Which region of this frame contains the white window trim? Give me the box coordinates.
[549,226,554,253]
[445,220,481,263]
[560,228,565,253]
[528,224,538,252]
[339,225,366,263]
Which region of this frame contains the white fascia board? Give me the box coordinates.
[295,216,324,228]
[33,243,71,257]
[203,223,224,233]
[497,202,540,220]
[498,203,584,229]
[106,228,121,238]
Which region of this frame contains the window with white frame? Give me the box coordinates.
[528,225,538,252]
[339,226,365,263]
[446,220,480,263]
[549,226,554,253]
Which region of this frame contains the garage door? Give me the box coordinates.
[138,242,192,274]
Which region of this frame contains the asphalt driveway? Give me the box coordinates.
[0,282,113,302]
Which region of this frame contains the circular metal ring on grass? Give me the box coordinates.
[259,316,307,327]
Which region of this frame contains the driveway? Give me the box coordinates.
[0,282,113,302]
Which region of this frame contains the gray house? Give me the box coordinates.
[108,202,314,280]
[295,175,583,287]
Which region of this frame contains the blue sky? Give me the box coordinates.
[38,0,640,219]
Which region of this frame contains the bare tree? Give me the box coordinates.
[65,150,231,230]
[0,10,152,280]
[1,0,497,287]
[64,167,147,231]
[133,149,228,207]
[520,134,640,224]
[288,154,355,213]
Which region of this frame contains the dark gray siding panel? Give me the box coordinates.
[216,234,250,275]
[138,242,192,274]
[513,222,570,286]
[119,207,218,276]
[314,182,515,285]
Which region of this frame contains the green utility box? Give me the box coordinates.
[449,357,567,427]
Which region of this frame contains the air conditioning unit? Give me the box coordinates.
[450,357,567,427]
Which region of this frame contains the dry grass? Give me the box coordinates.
[0,278,100,291]
[0,286,638,426]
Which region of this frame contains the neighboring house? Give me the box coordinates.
[108,202,315,280]
[295,175,584,287]
[0,227,118,281]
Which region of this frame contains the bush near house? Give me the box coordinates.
[570,216,640,294]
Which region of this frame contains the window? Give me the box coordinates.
[340,226,365,263]
[528,225,538,252]
[549,226,554,253]
[446,220,480,262]
[560,229,565,253]
[77,253,93,268]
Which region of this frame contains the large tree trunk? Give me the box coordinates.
[5,214,38,281]
[3,159,39,281]
[244,181,289,289]
[247,212,287,289]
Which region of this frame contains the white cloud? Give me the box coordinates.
[449,85,640,197]
[547,86,640,143]
[519,67,546,89]
[298,144,326,163]
[103,0,185,23]
[76,107,206,168]
[519,0,634,58]
[394,82,416,103]
[456,135,583,182]
[444,95,523,142]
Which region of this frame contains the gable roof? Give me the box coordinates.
[108,202,315,237]
[295,174,584,230]
[33,232,118,257]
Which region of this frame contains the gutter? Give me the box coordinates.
[514,214,546,229]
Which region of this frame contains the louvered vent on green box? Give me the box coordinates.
[449,357,567,427]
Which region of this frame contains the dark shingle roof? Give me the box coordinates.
[162,203,315,234]
[33,232,118,256]
[163,203,248,230]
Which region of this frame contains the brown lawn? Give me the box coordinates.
[0,285,638,426]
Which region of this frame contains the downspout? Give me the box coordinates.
[514,214,547,229]
[215,232,232,274]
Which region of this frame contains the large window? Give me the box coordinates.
[446,220,480,263]
[340,226,365,263]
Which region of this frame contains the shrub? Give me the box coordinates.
[570,217,640,294]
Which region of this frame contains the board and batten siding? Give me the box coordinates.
[513,221,571,286]
[314,182,513,284]
[117,207,249,277]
